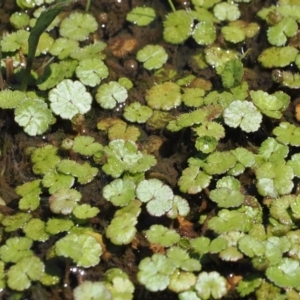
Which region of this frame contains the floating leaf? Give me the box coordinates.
[223,100,262,133]
[107,122,140,142]
[1,29,29,52]
[218,59,244,88]
[203,151,237,175]
[46,218,74,235]
[72,204,100,219]
[72,136,103,156]
[42,170,75,194]
[37,60,78,90]
[126,6,156,26]
[49,188,82,215]
[123,102,153,123]
[273,122,300,146]
[74,281,112,300]
[10,11,30,29]
[167,247,201,272]
[70,41,107,61]
[31,145,60,175]
[146,225,180,247]
[258,46,298,68]
[57,159,98,184]
[167,195,190,219]
[103,179,136,207]
[208,208,255,234]
[137,44,168,70]
[0,90,26,109]
[23,218,49,241]
[55,233,102,268]
[255,160,294,198]
[15,98,55,136]
[49,79,92,119]
[59,12,98,41]
[146,82,181,110]
[213,2,240,21]
[7,256,44,291]
[195,271,227,299]
[192,22,216,45]
[0,237,33,263]
[250,90,289,119]
[106,213,138,245]
[178,166,212,194]
[163,10,194,44]
[266,258,300,288]
[96,81,128,109]
[75,58,108,87]
[136,179,173,217]
[101,139,156,178]
[2,212,32,232]
[137,254,176,292]
[267,17,297,46]
[49,37,79,59]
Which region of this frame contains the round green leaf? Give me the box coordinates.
[137,45,168,70]
[55,233,102,268]
[59,12,98,41]
[96,81,128,109]
[15,98,55,136]
[49,79,92,119]
[126,7,156,26]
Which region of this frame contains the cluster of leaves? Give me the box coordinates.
[1,0,300,299]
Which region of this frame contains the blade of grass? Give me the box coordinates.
[21,0,79,91]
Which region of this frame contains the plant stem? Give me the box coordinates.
[85,0,91,12]
[167,0,176,12]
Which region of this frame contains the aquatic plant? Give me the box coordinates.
[1,0,300,299]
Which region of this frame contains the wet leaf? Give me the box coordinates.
[49,188,82,215]
[126,6,156,26]
[137,254,176,292]
[49,79,92,119]
[7,256,44,291]
[137,44,168,70]
[103,179,136,207]
[163,10,194,44]
[46,218,74,235]
[146,82,181,111]
[15,98,55,136]
[192,22,216,45]
[123,102,153,123]
[76,58,108,87]
[74,281,112,300]
[72,204,100,219]
[167,247,201,271]
[195,271,227,299]
[42,170,75,194]
[178,166,212,194]
[55,233,102,267]
[106,213,138,245]
[136,179,173,216]
[223,100,262,132]
[0,237,33,263]
[146,225,180,247]
[23,218,49,241]
[258,46,298,68]
[59,12,98,41]
[96,81,128,109]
